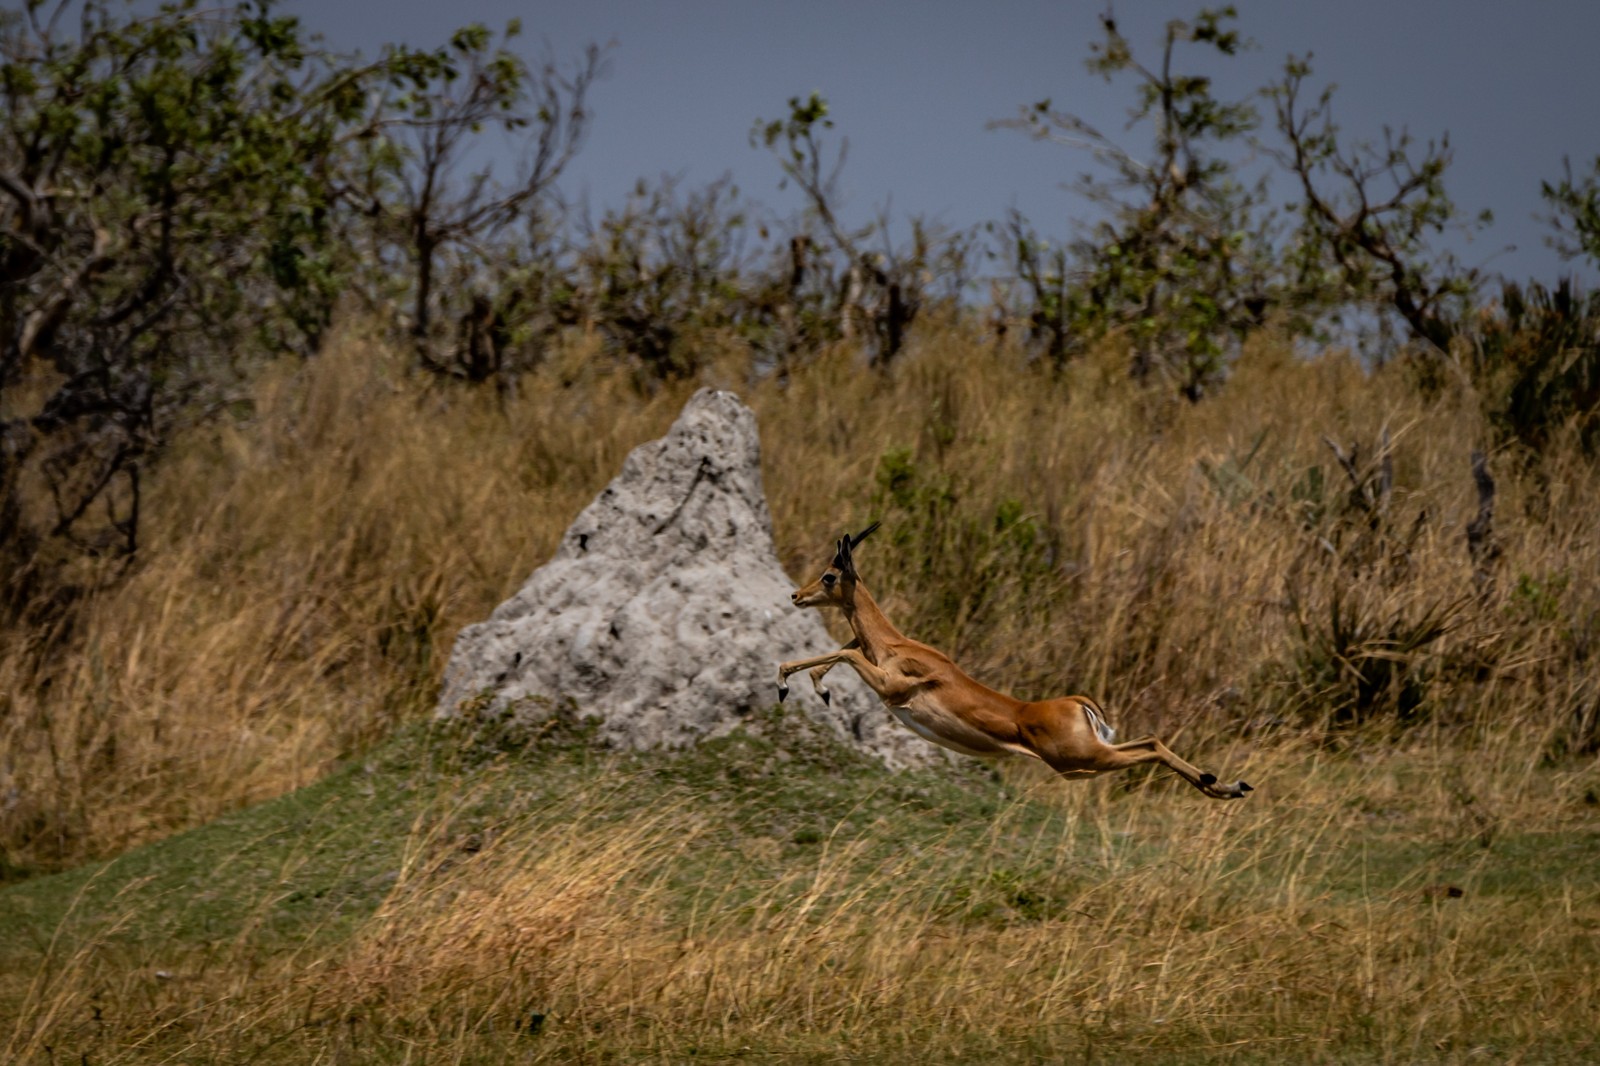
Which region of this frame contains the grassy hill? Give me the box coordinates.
[4,708,1598,1062]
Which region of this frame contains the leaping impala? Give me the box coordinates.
[777,523,1252,800]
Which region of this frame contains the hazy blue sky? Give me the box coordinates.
[290,1,1600,286]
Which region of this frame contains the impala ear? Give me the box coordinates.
[832,528,857,576]
[831,535,851,573]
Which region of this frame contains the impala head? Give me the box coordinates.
[791,522,880,609]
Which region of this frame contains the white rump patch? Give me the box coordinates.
[1083,703,1116,744]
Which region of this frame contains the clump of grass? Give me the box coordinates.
[315,788,701,1034]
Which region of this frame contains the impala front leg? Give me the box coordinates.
[777,651,832,703]
[777,647,900,705]
[806,639,858,705]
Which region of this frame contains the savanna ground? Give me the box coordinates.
[3,320,1599,1062]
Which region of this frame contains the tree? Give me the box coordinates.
[1542,155,1600,267]
[352,25,602,378]
[0,0,373,606]
[994,210,1073,368]
[0,1,605,608]
[995,7,1276,397]
[592,174,767,378]
[1265,54,1486,355]
[754,93,950,368]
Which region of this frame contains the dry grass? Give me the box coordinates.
[4,318,1599,873]
[2,317,1599,1060]
[331,761,1554,1063]
[5,736,1596,1063]
[0,324,700,873]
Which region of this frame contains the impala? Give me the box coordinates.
[777,524,1252,800]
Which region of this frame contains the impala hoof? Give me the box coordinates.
[1239,780,1254,793]
[820,690,831,706]
[777,683,789,703]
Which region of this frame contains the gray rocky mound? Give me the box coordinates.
[435,387,930,768]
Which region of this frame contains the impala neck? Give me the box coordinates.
[842,580,903,663]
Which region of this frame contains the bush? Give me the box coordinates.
[1466,279,1600,455]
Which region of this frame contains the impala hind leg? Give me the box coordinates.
[1022,703,1250,799]
[1101,736,1253,799]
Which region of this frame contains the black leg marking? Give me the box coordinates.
[1200,772,1217,786]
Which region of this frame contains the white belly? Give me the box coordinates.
[888,705,1005,759]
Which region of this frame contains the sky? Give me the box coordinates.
[288,0,1600,287]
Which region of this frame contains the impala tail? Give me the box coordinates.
[1081,699,1116,744]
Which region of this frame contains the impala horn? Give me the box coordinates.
[833,521,881,574]
[849,521,881,549]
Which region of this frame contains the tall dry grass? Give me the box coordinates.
[755,324,1600,746]
[3,317,1599,875]
[0,324,701,873]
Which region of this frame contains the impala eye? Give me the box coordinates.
[822,573,837,587]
